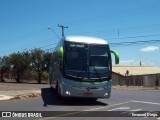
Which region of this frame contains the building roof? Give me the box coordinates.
[112,66,160,76]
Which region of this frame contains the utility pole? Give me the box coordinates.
[58,24,68,37]
[140,54,142,66]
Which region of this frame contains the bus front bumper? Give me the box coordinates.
[60,83,111,98]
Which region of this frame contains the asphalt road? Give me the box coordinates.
[0,83,160,120]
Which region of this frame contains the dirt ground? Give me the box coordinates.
[1,79,159,91]
[0,79,48,91]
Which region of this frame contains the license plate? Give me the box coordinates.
[84,93,93,96]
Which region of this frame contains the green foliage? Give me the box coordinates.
[41,71,49,80]
[9,51,31,82]
[0,49,52,83]
[0,56,10,81]
[31,48,52,83]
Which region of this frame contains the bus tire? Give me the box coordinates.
[50,83,52,89]
[56,81,62,97]
[56,81,58,93]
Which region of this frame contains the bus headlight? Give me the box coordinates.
[104,92,108,96]
[65,91,71,95]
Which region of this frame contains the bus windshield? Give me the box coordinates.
[89,45,109,80]
[65,42,87,71]
[64,42,111,81]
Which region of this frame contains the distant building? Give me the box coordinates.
[112,66,160,87]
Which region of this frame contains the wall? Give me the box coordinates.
[112,73,160,87]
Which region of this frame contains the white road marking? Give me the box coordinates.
[107,107,130,111]
[40,101,130,120]
[131,100,160,105]
[157,117,160,120]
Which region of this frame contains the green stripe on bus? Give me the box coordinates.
[75,80,112,84]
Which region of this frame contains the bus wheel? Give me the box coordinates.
[56,81,58,92]
[49,80,53,90]
[56,81,61,97]
[50,83,52,89]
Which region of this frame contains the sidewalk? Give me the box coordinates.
[0,84,42,101]
[0,95,13,100]
[0,90,41,100]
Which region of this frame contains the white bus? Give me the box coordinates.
[49,36,119,100]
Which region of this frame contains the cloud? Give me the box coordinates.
[140,46,159,52]
[119,60,138,66]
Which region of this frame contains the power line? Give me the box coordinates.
[65,2,160,27]
[0,28,48,44]
[110,39,160,47]
[107,33,160,40]
[68,23,160,35]
[39,42,58,49]
[0,40,58,56]
[2,22,159,46]
[1,38,160,56]
[2,2,159,46]
[48,26,61,40]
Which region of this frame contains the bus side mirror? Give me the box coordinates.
[60,46,64,60]
[111,50,119,64]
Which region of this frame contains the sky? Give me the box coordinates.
[0,0,160,66]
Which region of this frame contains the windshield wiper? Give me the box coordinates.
[65,73,82,79]
[65,64,87,80]
[90,65,102,81]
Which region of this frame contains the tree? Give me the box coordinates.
[31,49,51,84]
[0,56,10,82]
[9,51,31,83]
[43,51,52,72]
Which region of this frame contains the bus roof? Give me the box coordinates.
[62,36,108,45]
